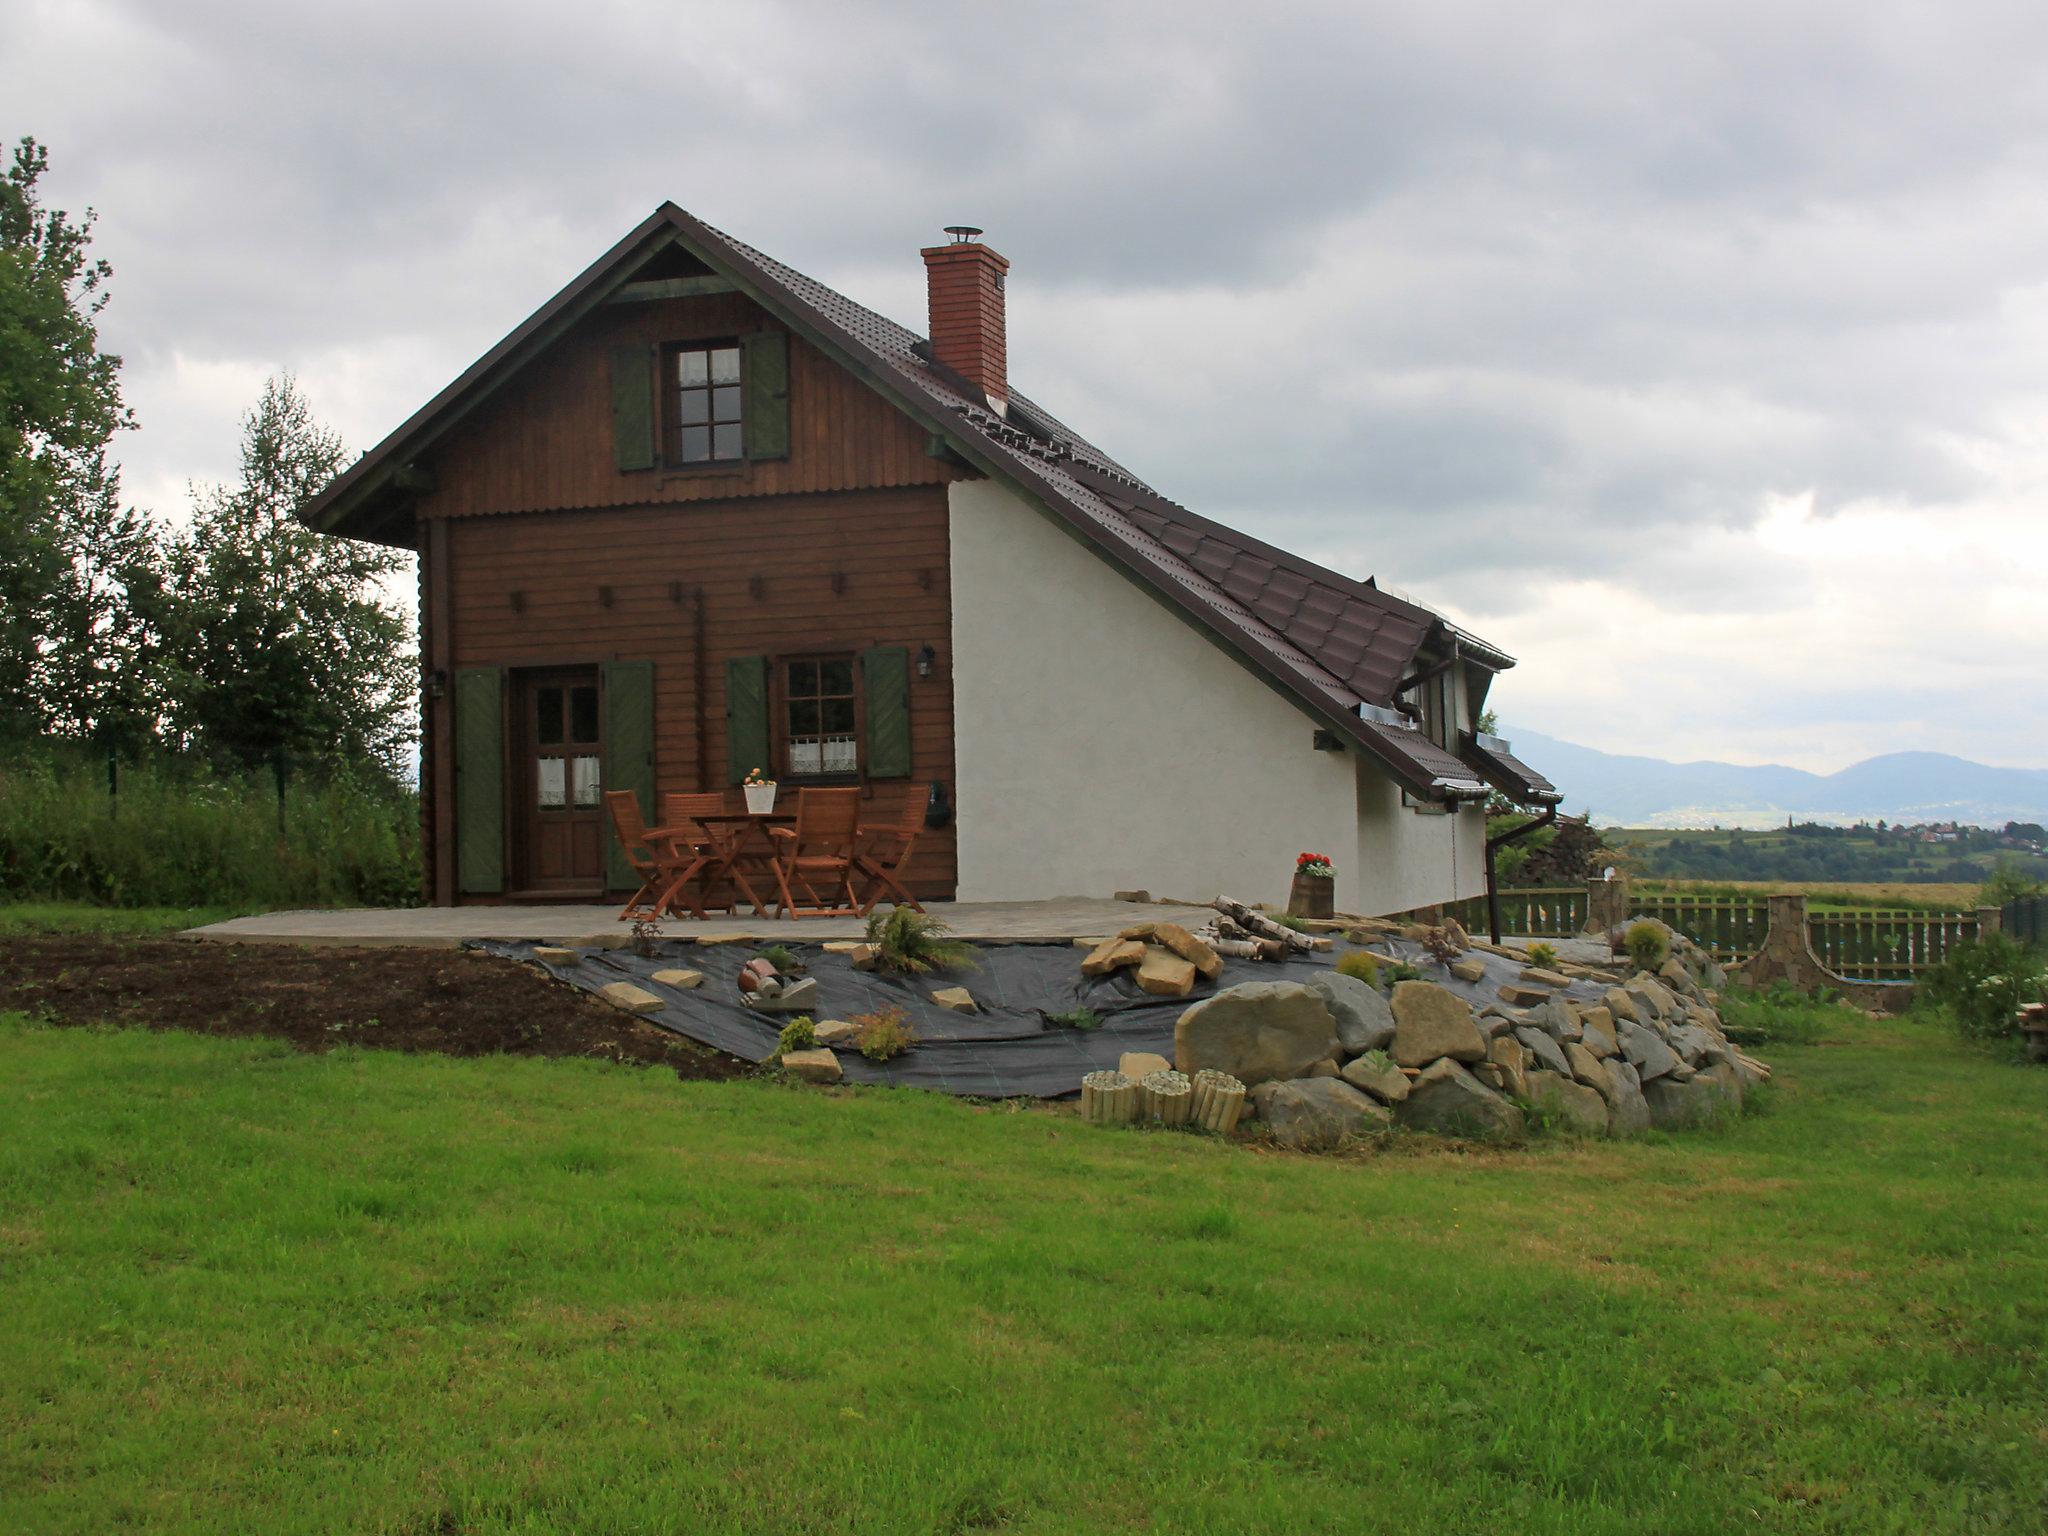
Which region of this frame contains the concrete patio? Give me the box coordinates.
[184,897,1217,949]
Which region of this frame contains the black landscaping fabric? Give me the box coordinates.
[471,936,1614,1100]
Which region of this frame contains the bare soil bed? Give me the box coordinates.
[0,935,749,1081]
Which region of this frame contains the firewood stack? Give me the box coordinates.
[1079,921,1225,1000]
[1189,897,1320,962]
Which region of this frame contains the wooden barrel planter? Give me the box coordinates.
[1288,871,1335,920]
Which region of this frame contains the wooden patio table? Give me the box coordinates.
[658,811,795,919]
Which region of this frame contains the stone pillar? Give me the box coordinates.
[1583,874,1630,936]
[1976,905,2003,937]
[1743,893,1830,990]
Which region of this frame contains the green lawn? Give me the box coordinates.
[2,1011,2043,1533]
[0,900,247,936]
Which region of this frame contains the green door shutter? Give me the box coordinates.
[741,331,790,461]
[453,667,505,895]
[726,656,770,785]
[862,646,912,780]
[611,344,655,471]
[601,661,655,892]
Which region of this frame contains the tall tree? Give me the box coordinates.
[163,376,414,779]
[0,136,135,735]
[36,442,166,752]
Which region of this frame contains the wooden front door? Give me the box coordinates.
[516,668,606,894]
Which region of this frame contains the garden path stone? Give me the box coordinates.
[598,981,664,1016]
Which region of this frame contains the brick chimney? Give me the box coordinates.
[921,226,1009,411]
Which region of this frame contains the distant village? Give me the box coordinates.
[1609,818,2048,887]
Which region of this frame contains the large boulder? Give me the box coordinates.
[1251,1077,1390,1149]
[1530,994,1582,1043]
[1525,1070,1610,1134]
[1596,1057,1652,1134]
[1307,971,1396,1055]
[1579,1006,1619,1059]
[1389,982,1488,1067]
[1619,1020,1681,1082]
[1340,1054,1410,1104]
[1395,1058,1526,1139]
[1642,1072,1739,1129]
[1664,1021,1716,1065]
[1487,1034,1531,1098]
[1513,1025,1573,1078]
[1563,1040,1608,1089]
[1175,982,1338,1086]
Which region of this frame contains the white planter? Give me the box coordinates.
[744,782,778,815]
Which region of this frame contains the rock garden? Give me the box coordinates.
[490,900,1770,1148]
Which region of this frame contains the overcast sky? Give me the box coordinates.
[8,0,2046,773]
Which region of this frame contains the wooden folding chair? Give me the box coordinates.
[852,795,927,915]
[767,787,862,918]
[657,791,733,918]
[605,790,691,923]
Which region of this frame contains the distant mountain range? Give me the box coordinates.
[1500,727,2048,829]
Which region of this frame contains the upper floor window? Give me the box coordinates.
[668,342,743,464]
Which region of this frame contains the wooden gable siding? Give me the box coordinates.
[441,485,957,900]
[414,291,960,521]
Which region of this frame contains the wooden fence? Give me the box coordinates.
[1804,908,1980,981]
[2005,894,2046,949]
[1394,883,1987,982]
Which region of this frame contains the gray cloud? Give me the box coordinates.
[6,0,2046,769]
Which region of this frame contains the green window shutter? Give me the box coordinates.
[453,667,504,895]
[741,331,790,461]
[601,661,656,892]
[610,344,655,471]
[726,655,770,785]
[862,646,912,780]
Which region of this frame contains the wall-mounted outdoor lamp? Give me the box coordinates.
[428,668,448,700]
[916,643,937,680]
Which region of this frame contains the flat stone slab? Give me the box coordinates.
[533,946,579,965]
[597,981,664,1016]
[651,968,704,988]
[780,1048,842,1084]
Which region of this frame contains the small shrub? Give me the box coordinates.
[1624,921,1670,973]
[629,916,662,959]
[775,1016,818,1056]
[852,1006,917,1062]
[1334,950,1381,986]
[1915,934,2046,1044]
[1269,912,1310,933]
[1526,941,1559,970]
[1382,960,1423,985]
[755,944,799,973]
[1358,1047,1395,1075]
[1046,1006,1103,1031]
[865,906,978,975]
[1420,925,1460,966]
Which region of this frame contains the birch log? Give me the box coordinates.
[1141,1069,1193,1126]
[1080,1070,1137,1125]
[1214,897,1315,952]
[1191,1069,1246,1133]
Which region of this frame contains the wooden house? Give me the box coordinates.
[300,205,1560,913]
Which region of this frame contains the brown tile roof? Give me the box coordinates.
[302,203,1522,803]
[1462,733,1564,806]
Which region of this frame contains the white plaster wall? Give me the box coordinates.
[1352,775,1489,917]
[949,478,1478,913]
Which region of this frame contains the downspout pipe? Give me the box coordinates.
[1485,805,1559,945]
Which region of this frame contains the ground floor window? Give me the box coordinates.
[783,655,859,777]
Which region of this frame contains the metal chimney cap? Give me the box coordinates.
[942,225,984,244]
